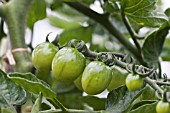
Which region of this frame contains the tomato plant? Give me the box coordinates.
[0,0,170,113]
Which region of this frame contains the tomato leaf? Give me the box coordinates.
[131,100,156,111]
[129,101,157,113]
[82,96,106,110]
[48,15,80,30]
[27,0,46,29]
[7,73,56,99]
[32,94,56,111]
[0,70,26,108]
[59,26,93,45]
[142,22,169,63]
[161,38,170,61]
[31,93,43,113]
[105,85,144,113]
[57,92,84,109]
[122,0,167,27]
[1,107,17,113]
[140,85,156,100]
[165,8,170,19]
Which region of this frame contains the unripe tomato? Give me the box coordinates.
[74,74,83,90]
[32,42,58,71]
[107,68,127,91]
[156,100,170,113]
[74,59,91,90]
[52,47,86,83]
[125,73,143,92]
[82,61,112,95]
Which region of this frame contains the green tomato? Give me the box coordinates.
[32,42,58,71]
[82,61,112,95]
[156,101,170,113]
[74,74,83,90]
[74,60,91,90]
[107,69,127,91]
[52,47,86,83]
[125,73,143,92]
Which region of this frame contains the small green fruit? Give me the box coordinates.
[52,47,85,83]
[32,42,58,71]
[125,73,143,92]
[82,61,112,95]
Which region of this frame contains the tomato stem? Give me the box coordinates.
[0,0,33,72]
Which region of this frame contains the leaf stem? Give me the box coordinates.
[157,61,162,79]
[48,98,68,111]
[121,10,142,54]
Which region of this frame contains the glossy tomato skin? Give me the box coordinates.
[156,101,170,113]
[52,47,86,83]
[125,73,143,92]
[32,42,58,71]
[74,59,91,90]
[107,68,127,91]
[82,61,112,95]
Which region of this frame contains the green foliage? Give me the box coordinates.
[122,0,167,27]
[140,85,156,100]
[59,26,93,45]
[142,22,169,63]
[129,101,157,113]
[48,16,80,30]
[1,107,16,113]
[161,38,170,61]
[8,73,56,99]
[31,93,43,113]
[0,70,26,108]
[105,85,144,113]
[165,8,170,19]
[82,96,106,110]
[27,0,46,29]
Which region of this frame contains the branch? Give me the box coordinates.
[65,2,146,65]
[121,11,141,53]
[0,0,34,72]
[113,57,164,94]
[70,40,164,94]
[144,77,164,94]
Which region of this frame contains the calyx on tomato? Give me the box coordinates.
[82,61,112,95]
[52,47,86,83]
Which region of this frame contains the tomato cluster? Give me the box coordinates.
[32,42,113,95]
[32,42,145,95]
